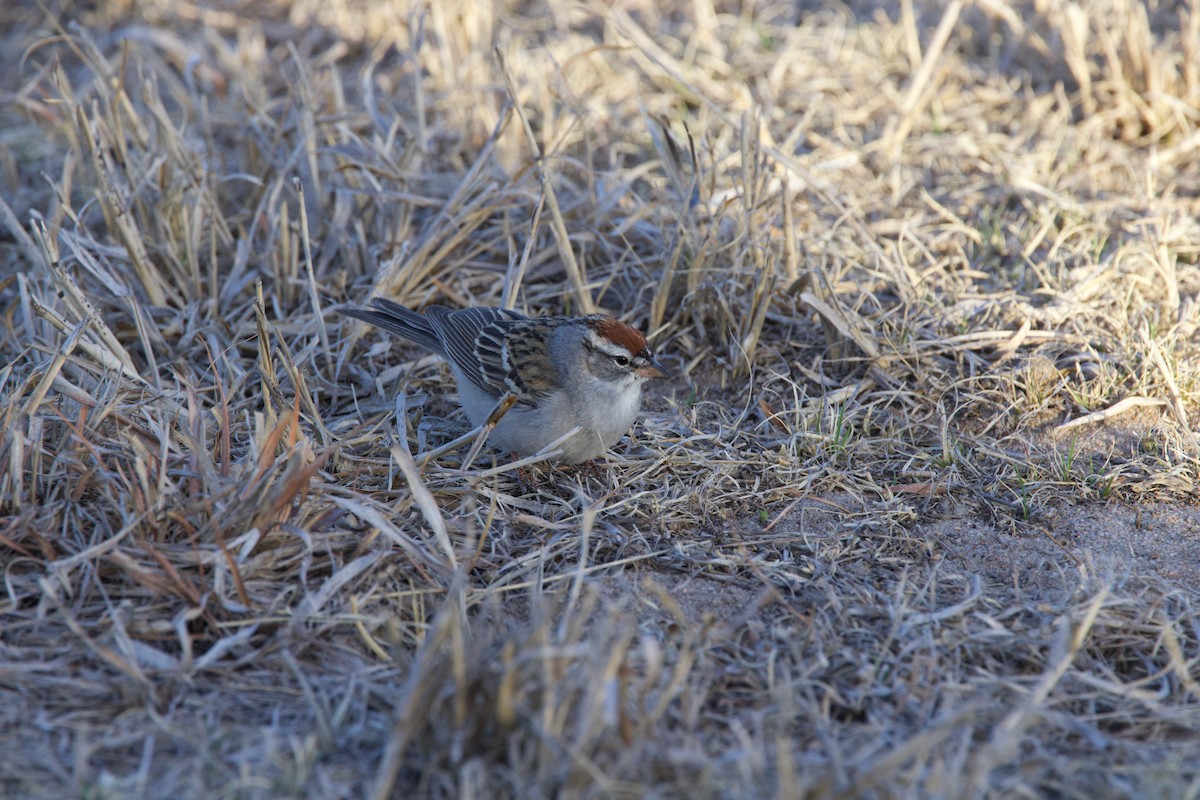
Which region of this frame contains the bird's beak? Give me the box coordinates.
[638,357,671,380]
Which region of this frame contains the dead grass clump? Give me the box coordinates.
[1,0,1199,797]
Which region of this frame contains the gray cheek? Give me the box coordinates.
[587,356,622,382]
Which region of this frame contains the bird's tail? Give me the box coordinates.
[340,298,444,355]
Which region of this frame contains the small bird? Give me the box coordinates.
[342,298,670,463]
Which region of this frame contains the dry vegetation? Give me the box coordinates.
[2,0,1200,797]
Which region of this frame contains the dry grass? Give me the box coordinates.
[2,0,1200,797]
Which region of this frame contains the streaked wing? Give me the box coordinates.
[425,306,531,397]
[498,323,558,397]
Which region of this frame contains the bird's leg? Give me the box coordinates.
[510,459,539,496]
[576,459,607,482]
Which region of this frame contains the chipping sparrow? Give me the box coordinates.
[342,298,670,463]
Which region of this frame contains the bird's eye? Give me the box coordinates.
[614,355,631,367]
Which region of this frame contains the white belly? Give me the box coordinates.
[453,375,642,463]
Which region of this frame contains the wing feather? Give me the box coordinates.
[425,306,534,398]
